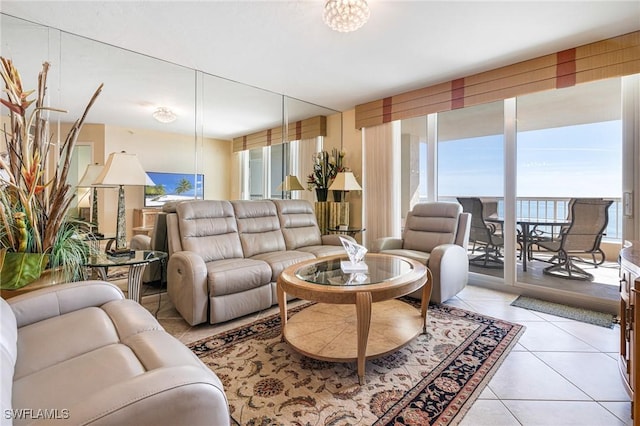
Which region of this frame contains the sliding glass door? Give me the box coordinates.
[515,78,622,298]
[399,77,629,305]
[437,101,505,283]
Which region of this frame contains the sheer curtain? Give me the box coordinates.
[362,122,401,248]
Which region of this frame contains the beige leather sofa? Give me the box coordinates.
[372,202,471,303]
[166,199,350,326]
[1,281,229,426]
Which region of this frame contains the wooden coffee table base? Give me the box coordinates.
[283,299,425,384]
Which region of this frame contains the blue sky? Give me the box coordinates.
[436,120,622,198]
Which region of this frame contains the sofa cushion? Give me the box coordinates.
[206,258,272,296]
[14,307,120,380]
[13,344,147,414]
[232,200,287,257]
[297,245,347,258]
[251,250,315,281]
[402,202,461,253]
[177,200,244,261]
[273,199,323,250]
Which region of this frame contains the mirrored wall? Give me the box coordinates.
[1,13,338,237]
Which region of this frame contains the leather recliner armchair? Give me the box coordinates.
[371,202,471,303]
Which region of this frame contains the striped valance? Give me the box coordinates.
[355,31,640,129]
[232,115,327,152]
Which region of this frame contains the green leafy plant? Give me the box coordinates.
[0,57,103,288]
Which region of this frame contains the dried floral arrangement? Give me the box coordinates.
[306,148,346,190]
[0,57,102,288]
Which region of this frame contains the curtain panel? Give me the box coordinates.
[362,122,401,248]
[295,137,321,203]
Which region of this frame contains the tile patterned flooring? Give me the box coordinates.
[137,283,632,426]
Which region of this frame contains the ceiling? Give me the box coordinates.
[1,1,639,139]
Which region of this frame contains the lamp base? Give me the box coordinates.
[108,248,134,258]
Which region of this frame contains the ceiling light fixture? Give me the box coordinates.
[152,107,177,124]
[323,0,370,33]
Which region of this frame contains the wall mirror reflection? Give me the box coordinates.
[1,13,339,242]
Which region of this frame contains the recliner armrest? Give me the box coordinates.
[8,281,125,328]
[130,234,152,250]
[371,237,404,252]
[167,251,209,326]
[428,243,469,303]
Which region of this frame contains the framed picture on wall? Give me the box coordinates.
[144,171,204,207]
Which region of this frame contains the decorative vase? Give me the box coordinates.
[0,267,68,299]
[0,251,50,290]
[332,190,342,202]
[315,188,328,202]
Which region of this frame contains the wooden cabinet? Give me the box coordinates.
[133,208,159,230]
[620,241,640,421]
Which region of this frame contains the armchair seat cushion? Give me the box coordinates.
[377,249,430,265]
[251,250,315,281]
[207,258,272,296]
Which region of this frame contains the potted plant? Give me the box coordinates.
[0,57,102,291]
[307,149,345,202]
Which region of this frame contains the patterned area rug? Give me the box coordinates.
[190,300,524,425]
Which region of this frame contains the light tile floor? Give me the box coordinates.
[446,285,631,426]
[138,283,632,426]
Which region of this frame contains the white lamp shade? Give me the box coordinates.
[276,175,305,191]
[328,172,362,191]
[93,152,154,186]
[77,164,105,187]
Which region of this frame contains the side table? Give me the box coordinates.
[84,250,167,303]
[327,227,365,238]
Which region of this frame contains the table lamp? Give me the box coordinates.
[328,172,362,229]
[276,175,304,199]
[93,152,154,253]
[328,171,362,201]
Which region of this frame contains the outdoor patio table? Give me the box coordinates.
[486,217,570,272]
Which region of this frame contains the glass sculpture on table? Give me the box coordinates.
[339,236,368,272]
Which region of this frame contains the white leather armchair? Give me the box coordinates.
[372,202,471,303]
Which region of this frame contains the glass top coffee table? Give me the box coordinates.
[85,250,167,303]
[277,253,431,385]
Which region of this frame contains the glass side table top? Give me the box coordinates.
[85,250,167,267]
[295,255,413,286]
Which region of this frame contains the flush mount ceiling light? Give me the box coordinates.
[323,0,370,33]
[152,107,177,124]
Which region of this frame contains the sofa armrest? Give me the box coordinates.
[57,365,230,426]
[130,234,151,250]
[428,244,469,303]
[321,234,355,246]
[371,237,404,253]
[167,251,209,326]
[7,281,124,328]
